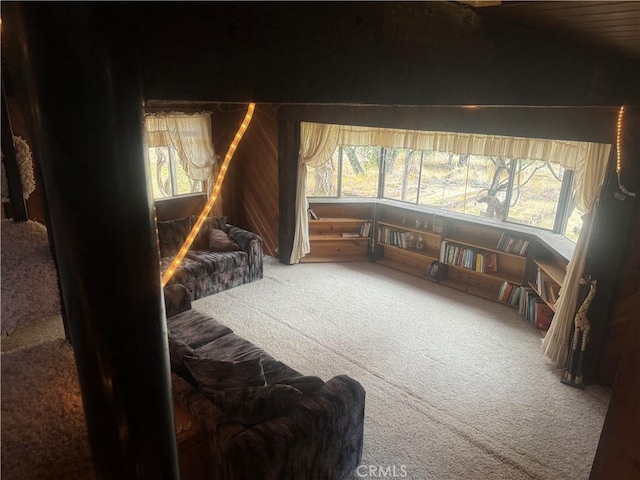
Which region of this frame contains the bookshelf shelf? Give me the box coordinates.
[377,242,438,262]
[377,221,441,239]
[310,235,369,242]
[444,237,528,260]
[306,203,373,263]
[528,282,557,312]
[445,262,522,285]
[533,259,566,286]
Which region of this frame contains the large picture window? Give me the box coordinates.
[306,128,585,242]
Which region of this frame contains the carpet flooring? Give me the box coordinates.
[193,258,610,480]
[1,339,95,479]
[0,259,610,479]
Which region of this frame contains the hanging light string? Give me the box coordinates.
[615,106,637,198]
[162,102,256,287]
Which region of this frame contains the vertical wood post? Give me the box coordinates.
[1,80,28,221]
[278,120,300,264]
[3,4,180,479]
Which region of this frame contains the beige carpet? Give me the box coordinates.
[0,259,610,479]
[1,339,95,479]
[193,258,610,480]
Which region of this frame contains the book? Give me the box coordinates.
[534,301,554,330]
[308,208,319,220]
[341,232,360,238]
[546,283,560,304]
[496,233,529,256]
[485,252,498,273]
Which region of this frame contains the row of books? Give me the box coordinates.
[534,267,560,305]
[377,227,423,250]
[359,221,372,237]
[496,233,530,256]
[439,241,498,273]
[518,286,554,330]
[497,282,523,306]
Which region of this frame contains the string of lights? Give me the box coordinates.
[161,102,256,287]
[615,105,637,198]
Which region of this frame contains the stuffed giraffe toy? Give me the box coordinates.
[563,277,597,387]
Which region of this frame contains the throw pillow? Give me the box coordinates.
[205,384,303,425]
[157,217,192,258]
[167,334,199,386]
[192,215,227,250]
[184,357,266,390]
[208,229,241,252]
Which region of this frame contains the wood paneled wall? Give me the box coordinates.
[211,104,279,257]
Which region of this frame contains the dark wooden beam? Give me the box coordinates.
[3,4,180,478]
[277,105,620,144]
[278,120,300,264]
[140,2,639,106]
[1,80,28,221]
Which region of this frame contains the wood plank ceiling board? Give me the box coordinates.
[474,1,640,59]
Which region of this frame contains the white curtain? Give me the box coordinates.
[541,142,611,366]
[145,113,219,182]
[290,123,339,263]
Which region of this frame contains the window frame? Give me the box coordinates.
[309,144,578,238]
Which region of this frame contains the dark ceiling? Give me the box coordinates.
[469,1,640,59]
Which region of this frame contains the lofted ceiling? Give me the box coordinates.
[466,1,640,60]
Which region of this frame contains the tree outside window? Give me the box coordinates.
[308,144,581,241]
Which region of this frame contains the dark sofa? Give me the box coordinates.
[164,285,366,480]
[158,215,263,300]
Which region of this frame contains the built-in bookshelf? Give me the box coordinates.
[305,200,571,331]
[440,221,529,304]
[303,202,373,263]
[374,205,442,278]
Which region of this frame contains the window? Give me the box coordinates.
[144,113,217,200]
[148,146,204,198]
[307,146,380,198]
[307,137,581,240]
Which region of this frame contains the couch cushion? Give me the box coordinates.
[158,217,192,258]
[167,309,233,349]
[163,284,192,318]
[184,250,248,275]
[185,357,266,390]
[261,359,302,385]
[167,333,199,386]
[204,385,303,426]
[209,229,241,252]
[277,376,325,395]
[192,215,227,250]
[196,332,275,363]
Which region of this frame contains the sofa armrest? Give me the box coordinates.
[163,284,192,318]
[227,225,264,282]
[221,375,366,480]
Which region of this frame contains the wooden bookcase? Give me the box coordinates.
[303,202,373,263]
[439,221,530,304]
[529,242,568,311]
[373,204,443,278]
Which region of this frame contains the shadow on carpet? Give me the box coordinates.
[1,339,95,479]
